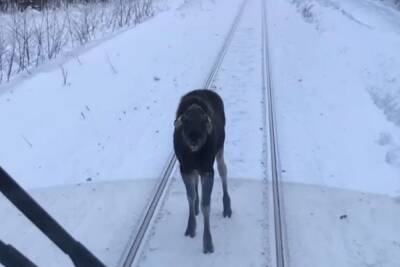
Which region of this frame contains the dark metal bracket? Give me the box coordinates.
[0,167,106,267]
[0,240,38,267]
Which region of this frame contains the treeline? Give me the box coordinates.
[0,0,109,12]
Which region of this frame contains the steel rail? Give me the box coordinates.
[261,0,286,267]
[120,1,248,266]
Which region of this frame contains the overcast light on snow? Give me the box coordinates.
[1,0,400,266]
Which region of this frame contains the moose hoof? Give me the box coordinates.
[185,227,196,238]
[223,208,232,218]
[223,195,232,218]
[203,236,214,254]
[203,243,214,254]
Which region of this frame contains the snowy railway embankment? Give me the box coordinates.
[267,0,400,265]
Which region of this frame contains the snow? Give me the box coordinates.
[1,0,400,266]
[266,0,400,196]
[283,183,400,267]
[138,0,273,264]
[137,179,270,267]
[0,180,155,267]
[0,0,243,189]
[266,0,400,265]
[0,0,258,266]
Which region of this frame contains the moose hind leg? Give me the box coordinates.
[201,171,214,254]
[217,148,232,218]
[182,171,197,238]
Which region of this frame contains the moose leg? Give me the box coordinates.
[194,174,200,216]
[216,148,232,218]
[182,171,197,238]
[200,171,214,254]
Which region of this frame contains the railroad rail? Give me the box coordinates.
[120,0,288,266]
[119,1,249,266]
[261,0,286,266]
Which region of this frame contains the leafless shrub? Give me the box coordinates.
[0,29,5,82]
[74,54,82,65]
[10,10,34,74]
[302,3,314,21]
[32,14,45,66]
[106,53,117,74]
[0,0,154,84]
[60,64,68,85]
[6,39,16,82]
[111,0,153,30]
[43,7,68,59]
[66,3,98,45]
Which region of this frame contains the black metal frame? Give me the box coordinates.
[0,240,38,267]
[0,167,106,267]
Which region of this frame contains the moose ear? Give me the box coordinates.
[174,115,183,128]
[206,116,213,134]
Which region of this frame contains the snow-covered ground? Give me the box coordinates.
[1,0,400,266]
[267,0,400,195]
[0,0,251,266]
[137,0,273,265]
[0,180,155,266]
[283,183,400,267]
[266,0,400,265]
[0,0,242,190]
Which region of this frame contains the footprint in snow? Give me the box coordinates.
[386,148,400,167]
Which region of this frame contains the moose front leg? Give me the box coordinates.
[182,171,197,238]
[194,174,200,216]
[200,171,214,254]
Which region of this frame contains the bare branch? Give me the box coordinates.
[106,52,117,74]
[60,64,68,86]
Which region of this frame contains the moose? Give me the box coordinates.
[173,89,232,254]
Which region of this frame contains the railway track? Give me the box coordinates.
[119,1,248,266]
[261,0,286,266]
[120,0,286,266]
